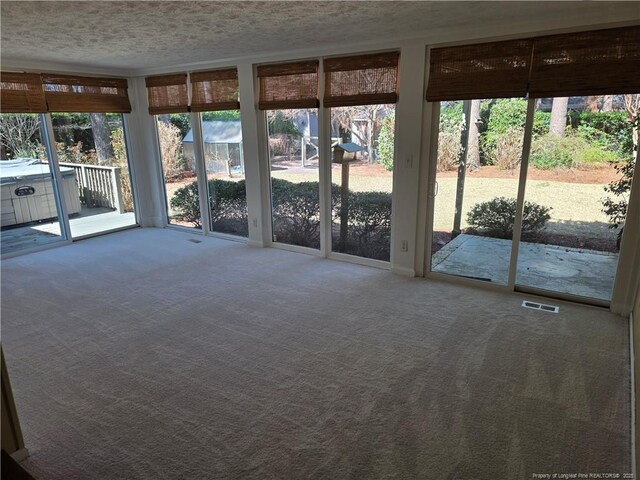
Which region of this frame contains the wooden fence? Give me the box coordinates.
[59,162,124,213]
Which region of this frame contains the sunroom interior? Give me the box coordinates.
[1,2,640,479]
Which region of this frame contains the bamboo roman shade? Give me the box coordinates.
[426,40,533,101]
[42,74,131,113]
[257,61,319,110]
[145,74,190,114]
[529,26,640,98]
[324,52,400,107]
[427,26,640,101]
[190,69,240,112]
[0,72,47,113]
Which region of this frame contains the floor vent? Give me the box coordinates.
[522,300,559,313]
[187,238,202,244]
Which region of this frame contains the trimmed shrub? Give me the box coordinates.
[169,179,248,235]
[467,197,551,239]
[271,179,322,247]
[169,177,392,259]
[337,191,392,260]
[170,181,201,226]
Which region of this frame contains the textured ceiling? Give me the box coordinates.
[1,1,639,75]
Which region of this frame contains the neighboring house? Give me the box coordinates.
[183,121,244,176]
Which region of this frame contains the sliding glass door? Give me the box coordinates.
[430,98,525,284]
[514,95,637,301]
[0,114,67,255]
[51,113,136,237]
[428,94,638,304]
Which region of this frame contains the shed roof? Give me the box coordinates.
[183,121,242,144]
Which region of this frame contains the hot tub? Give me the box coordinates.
[0,158,82,227]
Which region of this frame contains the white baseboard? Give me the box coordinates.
[247,240,267,248]
[11,448,29,462]
[391,266,416,277]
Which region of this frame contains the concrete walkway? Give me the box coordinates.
[432,233,618,301]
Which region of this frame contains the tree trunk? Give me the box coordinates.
[602,95,614,112]
[586,96,601,112]
[366,117,374,164]
[550,97,569,137]
[89,113,114,165]
[467,99,481,170]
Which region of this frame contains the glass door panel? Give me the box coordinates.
[430,99,526,284]
[51,113,136,237]
[200,110,248,237]
[515,95,637,301]
[267,108,321,249]
[1,114,66,255]
[155,114,200,228]
[330,105,395,262]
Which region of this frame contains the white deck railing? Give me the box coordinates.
[59,162,124,213]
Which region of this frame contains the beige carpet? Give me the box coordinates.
[1,228,631,479]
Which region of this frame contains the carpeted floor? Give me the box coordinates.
[1,228,632,479]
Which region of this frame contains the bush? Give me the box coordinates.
[436,131,459,172]
[337,191,392,260]
[483,99,550,155]
[157,121,188,179]
[570,110,633,156]
[530,133,622,169]
[170,181,201,226]
[378,113,395,171]
[169,177,392,259]
[485,127,522,171]
[169,179,248,235]
[467,197,551,239]
[271,179,322,247]
[439,102,463,133]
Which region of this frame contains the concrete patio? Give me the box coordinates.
[432,233,619,301]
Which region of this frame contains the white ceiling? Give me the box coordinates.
[2,1,639,76]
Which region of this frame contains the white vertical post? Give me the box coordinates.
[238,62,270,246]
[41,113,72,240]
[318,58,331,257]
[390,40,427,275]
[507,98,536,289]
[190,111,211,234]
[124,76,167,227]
[421,101,440,276]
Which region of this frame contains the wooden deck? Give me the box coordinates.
[1,207,136,255]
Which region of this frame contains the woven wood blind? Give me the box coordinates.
[190,68,240,112]
[145,74,189,114]
[529,26,640,98]
[42,74,131,113]
[0,72,47,113]
[257,61,319,110]
[324,52,399,107]
[426,40,533,101]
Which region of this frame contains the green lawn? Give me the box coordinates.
[273,169,616,241]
